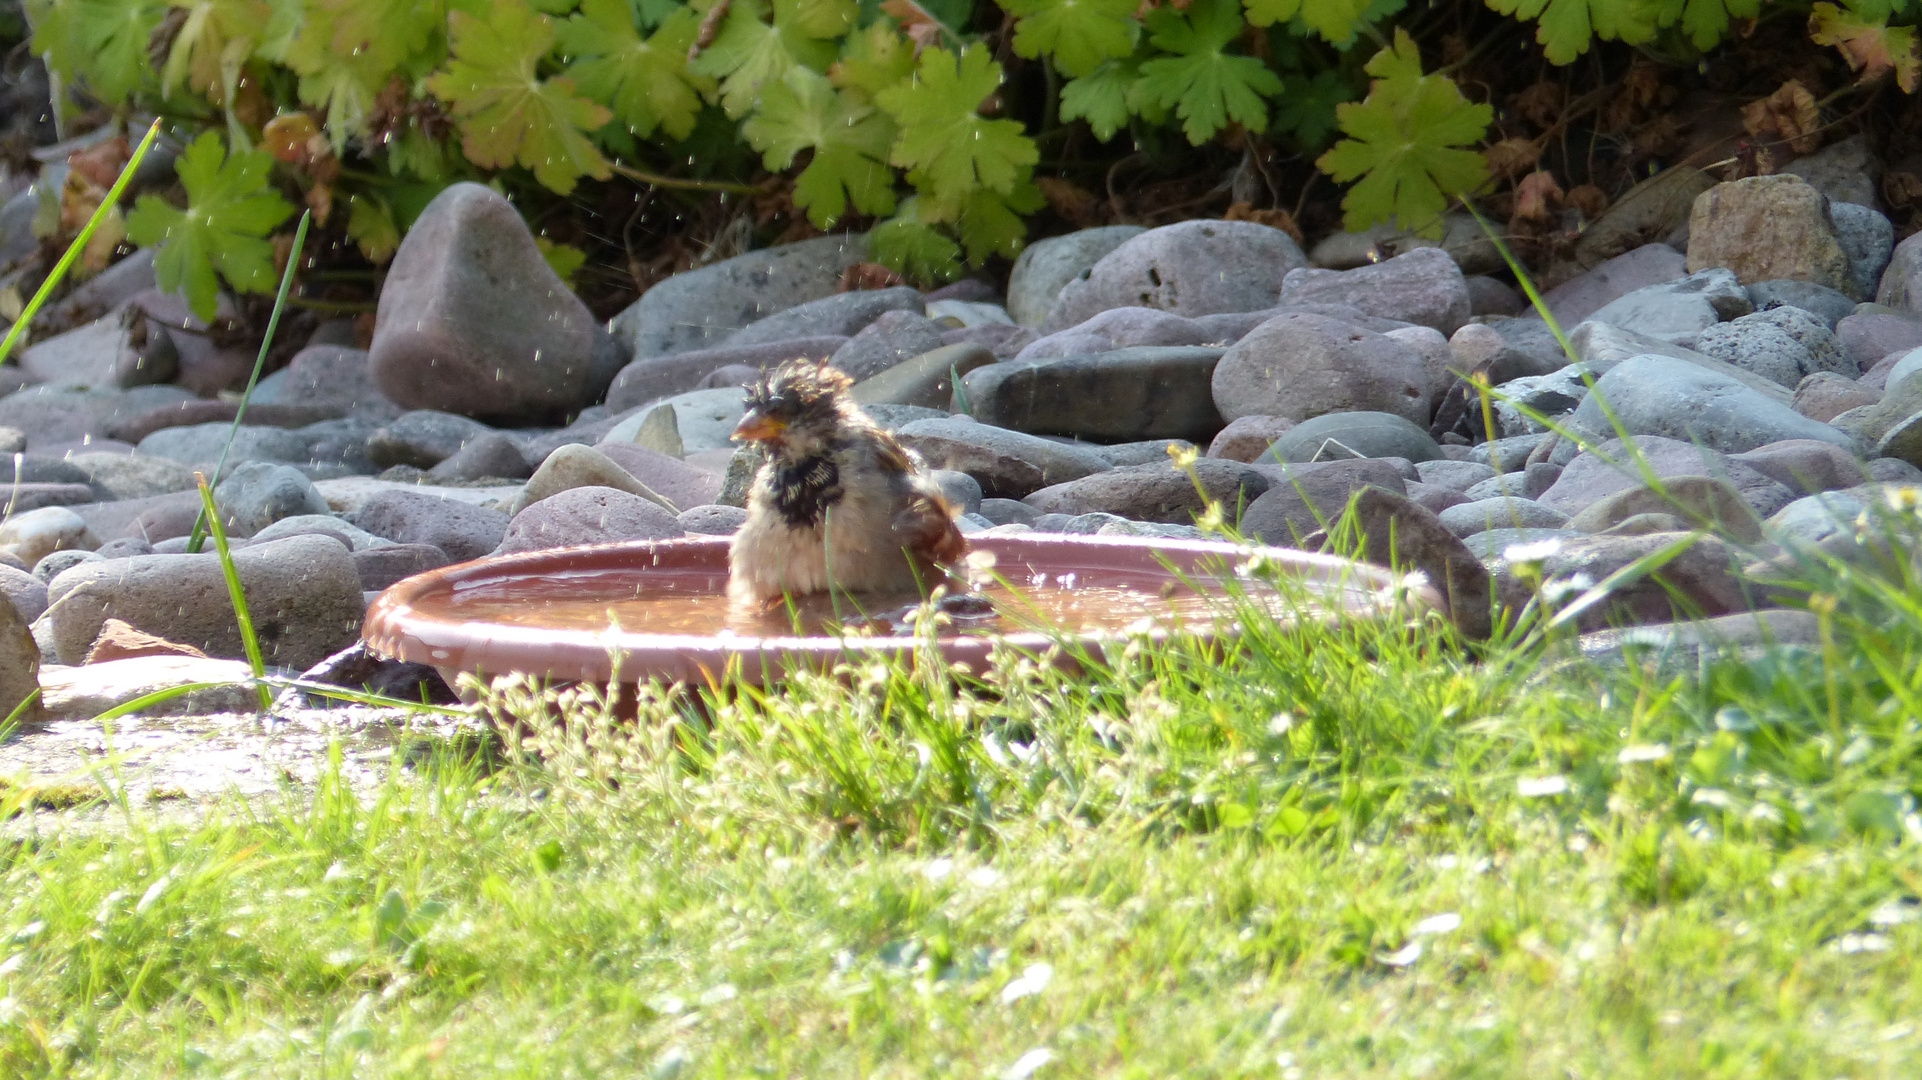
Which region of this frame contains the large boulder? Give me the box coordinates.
[1006,226,1147,326]
[1043,220,1308,330]
[1566,355,1855,454]
[611,234,870,357]
[368,183,611,424]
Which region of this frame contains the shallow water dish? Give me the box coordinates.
[363,534,1433,688]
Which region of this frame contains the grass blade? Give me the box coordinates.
[1,686,41,741]
[187,208,312,554]
[0,118,164,366]
[195,473,274,712]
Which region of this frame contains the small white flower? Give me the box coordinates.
[1375,941,1423,967]
[1000,963,1053,1004]
[1002,1048,1055,1080]
[1516,775,1569,797]
[1413,912,1462,936]
[1617,743,1670,764]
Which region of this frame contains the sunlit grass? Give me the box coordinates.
[4,518,1921,1077]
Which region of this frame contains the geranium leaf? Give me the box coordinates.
[1135,0,1283,144]
[124,131,294,322]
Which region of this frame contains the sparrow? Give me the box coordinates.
[727,360,968,605]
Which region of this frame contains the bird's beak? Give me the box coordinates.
[732,410,786,442]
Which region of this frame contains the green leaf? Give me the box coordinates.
[285,0,441,143]
[689,0,857,118]
[124,132,294,323]
[1002,0,1139,77]
[1633,0,1760,52]
[32,0,168,105]
[157,0,271,99]
[1243,0,1371,45]
[829,21,917,97]
[871,199,962,284]
[1060,58,1139,141]
[1315,29,1492,237]
[1485,0,1658,64]
[425,0,614,194]
[954,180,1043,265]
[537,237,588,284]
[743,67,897,226]
[1273,69,1355,149]
[1134,0,1283,144]
[346,194,400,265]
[559,0,714,141]
[875,45,1039,210]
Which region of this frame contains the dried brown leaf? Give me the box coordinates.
[1742,80,1822,156]
[1485,138,1542,182]
[1223,201,1303,245]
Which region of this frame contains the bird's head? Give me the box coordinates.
[733,361,859,458]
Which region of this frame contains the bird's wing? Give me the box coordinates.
[893,479,968,565]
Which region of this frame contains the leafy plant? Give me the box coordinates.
[124,131,295,323]
[1315,29,1493,236]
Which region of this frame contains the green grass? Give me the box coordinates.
[4,533,1922,1078]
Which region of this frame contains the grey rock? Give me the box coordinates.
[35,549,99,584]
[1574,169,1715,269]
[1212,313,1431,424]
[1461,462,1560,501]
[1007,226,1148,326]
[1745,280,1858,327]
[1537,435,1796,518]
[1487,531,1748,632]
[1207,414,1295,462]
[1414,459,1498,492]
[1792,371,1878,423]
[497,486,686,554]
[1485,316,1577,375]
[677,504,748,535]
[0,506,97,566]
[1321,486,1493,636]
[860,403,955,430]
[1021,459,1267,524]
[61,451,198,500]
[602,387,746,454]
[1783,134,1883,210]
[0,427,22,454]
[1695,305,1853,388]
[612,234,870,357]
[716,444,765,508]
[978,498,1039,526]
[245,514,391,552]
[369,183,605,422]
[1565,354,1853,454]
[1438,497,1569,537]
[44,534,364,667]
[1687,175,1859,298]
[925,299,1012,326]
[1563,475,1763,542]
[250,345,402,419]
[1490,365,1596,437]
[354,544,450,592]
[1448,322,1563,386]
[1096,439,1195,467]
[0,563,48,622]
[1277,247,1470,336]
[1017,307,1211,359]
[18,313,166,390]
[1822,368,1922,447]
[829,310,949,380]
[1238,459,1408,545]
[849,342,997,410]
[1306,213,1501,275]
[0,385,197,450]
[349,490,510,562]
[1468,433,1553,472]
[1567,319,1794,401]
[1729,438,1866,497]
[1044,220,1308,331]
[1879,231,1922,313]
[1466,275,1526,317]
[38,248,157,333]
[511,443,677,516]
[940,322,1038,359]
[1832,203,1896,300]
[1868,457,1922,483]
[1765,488,1870,548]
[592,442,723,510]
[1539,243,1690,327]
[0,582,39,724]
[1586,267,1750,346]
[894,416,1111,498]
[930,469,983,514]
[214,462,331,535]
[725,287,922,348]
[368,410,501,469]
[1836,313,1922,371]
[426,431,532,481]
[1262,411,1442,464]
[1579,609,1825,666]
[960,346,1225,442]
[604,336,849,412]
